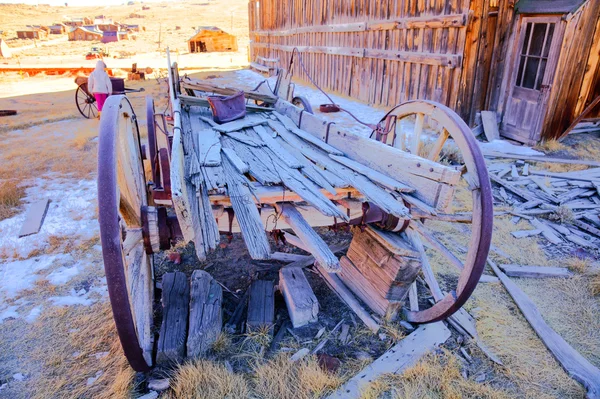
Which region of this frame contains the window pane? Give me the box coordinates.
[517,55,527,87]
[529,23,547,56]
[523,57,540,89]
[542,24,555,58]
[521,23,532,54]
[535,59,547,90]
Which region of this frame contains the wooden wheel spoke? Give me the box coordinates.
[427,128,450,161]
[410,112,425,155]
[412,221,464,271]
[405,228,444,301]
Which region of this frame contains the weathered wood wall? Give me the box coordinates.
[249,0,600,140]
[249,0,486,123]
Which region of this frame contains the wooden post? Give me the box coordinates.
[157,272,190,364]
[279,267,319,327]
[246,280,275,334]
[187,270,223,359]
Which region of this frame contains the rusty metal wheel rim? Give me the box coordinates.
[98,95,154,371]
[377,100,493,323]
[75,83,98,119]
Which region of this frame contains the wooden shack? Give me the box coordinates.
[16,29,48,40]
[68,26,103,41]
[49,23,67,34]
[249,0,600,143]
[188,26,238,53]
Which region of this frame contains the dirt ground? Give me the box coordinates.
[0,2,599,399]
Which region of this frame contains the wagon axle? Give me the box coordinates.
[139,206,182,254]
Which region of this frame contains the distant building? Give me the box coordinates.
[48,23,67,34]
[16,29,48,40]
[123,24,140,32]
[96,22,120,32]
[63,17,93,27]
[187,26,238,53]
[101,30,130,43]
[68,26,102,41]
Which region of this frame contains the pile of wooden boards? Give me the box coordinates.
[178,103,424,266]
[487,160,600,251]
[157,270,223,364]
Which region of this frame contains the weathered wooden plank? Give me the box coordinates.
[221,147,249,174]
[187,270,223,358]
[498,264,573,279]
[279,267,319,327]
[326,322,451,399]
[275,202,340,272]
[253,124,302,169]
[269,117,343,155]
[480,110,500,142]
[18,199,50,237]
[157,272,190,364]
[329,154,415,192]
[246,280,275,334]
[221,156,271,260]
[488,260,600,398]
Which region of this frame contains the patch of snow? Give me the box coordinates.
[86,371,103,386]
[0,178,99,261]
[480,139,544,156]
[25,305,43,323]
[91,351,109,360]
[0,254,71,300]
[48,288,95,307]
[0,306,20,323]
[46,264,81,286]
[12,373,26,382]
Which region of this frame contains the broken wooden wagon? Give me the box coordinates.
[97,55,492,371]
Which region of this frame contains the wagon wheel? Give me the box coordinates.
[376,100,493,324]
[291,96,314,114]
[75,83,98,119]
[98,95,154,371]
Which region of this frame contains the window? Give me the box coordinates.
[516,22,555,90]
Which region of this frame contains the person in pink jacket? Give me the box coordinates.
[87,60,113,118]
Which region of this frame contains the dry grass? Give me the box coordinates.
[589,272,600,296]
[168,360,250,399]
[473,283,585,398]
[535,139,567,153]
[518,276,600,367]
[0,180,26,221]
[535,162,589,173]
[25,303,134,399]
[252,353,342,399]
[359,350,510,399]
[566,256,593,274]
[548,206,575,224]
[168,354,342,399]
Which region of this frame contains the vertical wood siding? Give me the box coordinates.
[248,0,485,123]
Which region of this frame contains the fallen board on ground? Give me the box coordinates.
[326,322,451,399]
[18,199,50,237]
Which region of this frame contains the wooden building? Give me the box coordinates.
[49,23,67,34]
[16,29,48,40]
[188,26,238,53]
[249,0,600,143]
[68,26,103,41]
[64,17,93,27]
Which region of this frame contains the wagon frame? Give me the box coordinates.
[97,52,492,371]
